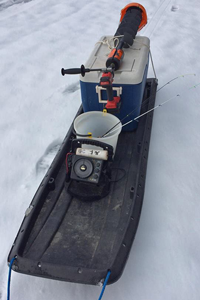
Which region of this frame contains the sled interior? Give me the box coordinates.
[8,78,157,285]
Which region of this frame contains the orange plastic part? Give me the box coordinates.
[120,3,147,31]
[114,49,124,60]
[108,49,116,58]
[108,49,124,60]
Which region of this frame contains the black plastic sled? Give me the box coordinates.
[8,78,157,285]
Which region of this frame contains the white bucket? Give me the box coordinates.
[74,111,122,155]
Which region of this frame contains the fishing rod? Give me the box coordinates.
[62,72,195,138]
[102,81,200,137]
[101,73,196,137]
[157,73,196,92]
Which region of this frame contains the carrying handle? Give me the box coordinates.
[71,139,114,161]
[115,3,147,45]
[61,65,113,77]
[106,3,147,70]
[61,65,90,77]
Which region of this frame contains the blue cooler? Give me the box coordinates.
[80,36,150,131]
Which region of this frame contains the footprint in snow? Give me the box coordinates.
[171,5,179,12]
[62,82,80,94]
[35,139,62,176]
[20,140,61,191]
[0,0,32,11]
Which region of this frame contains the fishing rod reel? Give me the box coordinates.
[66,139,114,201]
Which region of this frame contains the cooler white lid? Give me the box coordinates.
[80,36,150,85]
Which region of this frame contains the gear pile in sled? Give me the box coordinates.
[8,3,158,285]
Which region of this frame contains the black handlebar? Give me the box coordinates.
[61,68,84,75]
[61,65,90,77]
[61,65,113,77]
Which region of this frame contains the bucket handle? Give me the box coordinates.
[72,128,92,137]
[71,139,114,161]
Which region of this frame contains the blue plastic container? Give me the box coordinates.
[80,36,150,131]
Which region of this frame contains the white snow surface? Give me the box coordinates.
[1,0,200,299]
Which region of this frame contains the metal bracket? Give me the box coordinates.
[25,205,34,217]
[96,86,122,103]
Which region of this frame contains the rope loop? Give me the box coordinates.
[98,270,111,300]
[7,256,17,300]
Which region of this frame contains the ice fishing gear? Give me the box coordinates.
[66,139,113,201]
[106,3,147,69]
[8,2,158,289]
[66,110,122,201]
[100,73,197,138]
[64,33,150,128]
[92,3,147,112]
[62,3,148,115]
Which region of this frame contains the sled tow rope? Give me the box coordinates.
[7,257,111,300]
[7,257,16,300]
[98,270,111,300]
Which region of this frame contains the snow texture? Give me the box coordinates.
[1,0,200,299]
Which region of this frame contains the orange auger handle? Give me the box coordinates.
[106,3,147,71]
[120,3,147,31]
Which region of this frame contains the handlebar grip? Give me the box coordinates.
[61,65,90,77]
[61,68,82,75]
[106,85,114,101]
[72,139,114,160]
[115,6,143,46]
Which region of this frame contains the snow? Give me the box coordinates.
[1,0,200,299]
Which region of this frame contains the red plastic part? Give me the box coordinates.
[105,96,121,109]
[100,72,114,86]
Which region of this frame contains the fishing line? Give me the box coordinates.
[157,73,196,92]
[102,82,200,137]
[101,73,196,138]
[103,95,180,136]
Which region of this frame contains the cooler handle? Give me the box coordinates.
[96,86,122,103]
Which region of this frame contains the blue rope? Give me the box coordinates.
[7,258,110,300]
[7,257,16,300]
[98,270,111,300]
